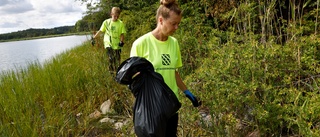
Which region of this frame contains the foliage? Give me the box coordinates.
[1,0,320,136]
[0,41,134,136]
[75,0,159,36]
[178,0,320,136]
[0,26,75,41]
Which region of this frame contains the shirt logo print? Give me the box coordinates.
[162,54,171,66]
[111,26,115,31]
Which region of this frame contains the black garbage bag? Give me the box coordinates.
[116,57,181,137]
[116,57,154,85]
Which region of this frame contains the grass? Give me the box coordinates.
[2,31,319,136]
[0,37,207,137]
[0,41,136,136]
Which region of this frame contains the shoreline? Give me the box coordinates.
[0,32,91,43]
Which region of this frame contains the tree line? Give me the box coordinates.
[0,26,75,41]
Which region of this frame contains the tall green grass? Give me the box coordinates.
[0,41,134,136]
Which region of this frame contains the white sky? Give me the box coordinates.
[0,0,88,34]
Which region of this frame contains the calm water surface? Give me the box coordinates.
[0,35,90,73]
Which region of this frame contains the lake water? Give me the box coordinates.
[0,35,90,73]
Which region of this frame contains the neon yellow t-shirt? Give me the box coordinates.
[130,32,182,99]
[100,19,126,49]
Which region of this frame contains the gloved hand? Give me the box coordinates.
[91,37,95,46]
[119,41,124,47]
[184,90,201,107]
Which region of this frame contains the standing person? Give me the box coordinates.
[130,0,201,136]
[94,7,126,73]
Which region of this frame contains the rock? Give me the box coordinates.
[100,99,112,114]
[100,117,115,123]
[89,110,101,119]
[198,106,212,127]
[76,113,82,117]
[114,122,124,129]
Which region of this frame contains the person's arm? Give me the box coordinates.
[176,70,201,107]
[93,30,102,39]
[175,71,187,91]
[118,33,125,47]
[120,34,124,42]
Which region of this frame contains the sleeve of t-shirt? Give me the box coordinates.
[100,20,107,32]
[121,23,126,34]
[176,42,183,68]
[130,41,138,57]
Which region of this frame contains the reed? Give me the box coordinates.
[0,41,133,136]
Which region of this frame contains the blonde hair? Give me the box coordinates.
[156,0,181,20]
[111,7,121,15]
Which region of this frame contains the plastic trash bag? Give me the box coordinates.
[116,57,154,85]
[116,57,181,137]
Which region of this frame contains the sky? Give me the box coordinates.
[0,0,88,34]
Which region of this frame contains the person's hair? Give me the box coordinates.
[156,0,181,20]
[111,7,121,15]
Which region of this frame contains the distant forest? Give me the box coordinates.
[0,26,76,41]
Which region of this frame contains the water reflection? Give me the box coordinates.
[0,35,90,72]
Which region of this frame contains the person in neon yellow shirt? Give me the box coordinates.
[94,7,126,73]
[130,0,200,136]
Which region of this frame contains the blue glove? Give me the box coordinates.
[184,90,201,107]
